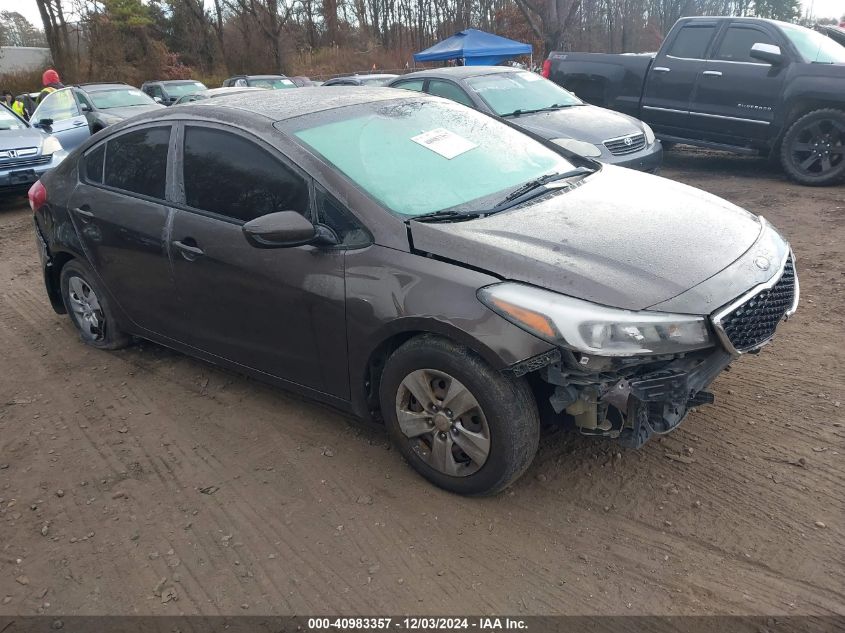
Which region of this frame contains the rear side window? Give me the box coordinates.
[665,25,716,59]
[182,126,309,223]
[427,80,474,107]
[392,79,424,92]
[714,27,776,62]
[104,126,170,199]
[84,144,105,184]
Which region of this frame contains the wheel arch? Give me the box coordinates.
[355,318,515,423]
[46,249,76,314]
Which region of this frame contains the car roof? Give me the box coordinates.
[183,86,420,121]
[150,79,205,85]
[236,74,288,79]
[395,66,522,81]
[75,83,134,92]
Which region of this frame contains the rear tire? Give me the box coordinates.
[779,109,845,186]
[379,335,540,496]
[60,260,130,350]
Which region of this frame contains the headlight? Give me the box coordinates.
[478,282,712,356]
[41,135,63,155]
[551,138,602,158]
[642,123,656,145]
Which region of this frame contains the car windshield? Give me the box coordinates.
[465,71,582,116]
[780,22,845,63]
[288,99,578,217]
[359,76,397,86]
[250,77,296,89]
[165,82,208,97]
[89,88,157,109]
[0,107,26,130]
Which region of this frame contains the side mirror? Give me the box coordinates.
[243,211,317,248]
[35,118,54,129]
[80,103,92,112]
[749,43,783,65]
[153,96,163,104]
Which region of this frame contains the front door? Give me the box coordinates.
[688,23,786,143]
[642,21,719,136]
[169,123,348,397]
[68,125,181,337]
[31,88,90,152]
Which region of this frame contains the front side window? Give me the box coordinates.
[145,85,164,99]
[34,89,80,122]
[289,99,577,217]
[249,77,296,89]
[74,90,94,111]
[714,27,776,62]
[182,126,309,223]
[780,22,845,64]
[104,126,170,199]
[666,25,716,59]
[316,186,371,248]
[465,72,581,116]
[163,82,207,98]
[88,88,157,109]
[427,80,474,107]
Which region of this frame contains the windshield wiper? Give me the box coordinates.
[409,209,484,224]
[501,103,573,117]
[489,168,593,210]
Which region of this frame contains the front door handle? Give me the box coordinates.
[702,70,723,77]
[653,66,671,73]
[173,239,204,259]
[73,120,86,126]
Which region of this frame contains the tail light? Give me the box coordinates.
[541,59,551,78]
[28,180,47,213]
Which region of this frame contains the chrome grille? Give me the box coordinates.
[714,255,797,354]
[604,133,646,156]
[0,154,51,169]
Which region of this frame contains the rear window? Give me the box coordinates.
[666,25,716,59]
[104,126,170,199]
[84,144,105,184]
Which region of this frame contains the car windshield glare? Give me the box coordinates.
[0,107,25,130]
[252,78,296,89]
[165,82,208,97]
[288,99,578,217]
[780,22,845,64]
[89,88,157,109]
[466,71,582,116]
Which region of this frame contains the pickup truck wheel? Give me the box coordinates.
[780,109,845,186]
[379,335,540,496]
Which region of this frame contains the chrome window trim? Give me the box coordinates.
[711,247,799,357]
[642,105,687,115]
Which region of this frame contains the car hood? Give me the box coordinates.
[507,104,643,142]
[98,104,164,120]
[0,126,46,150]
[409,166,762,312]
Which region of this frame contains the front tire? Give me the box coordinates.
[779,109,845,186]
[379,335,540,495]
[60,260,130,350]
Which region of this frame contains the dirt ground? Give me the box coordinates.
[0,148,843,617]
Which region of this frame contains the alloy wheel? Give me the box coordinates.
[789,118,845,177]
[395,369,491,477]
[67,276,106,342]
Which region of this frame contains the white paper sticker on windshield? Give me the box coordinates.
[129,90,144,96]
[281,79,294,85]
[411,128,478,160]
[519,72,542,82]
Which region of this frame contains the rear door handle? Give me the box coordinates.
[702,70,723,77]
[72,205,94,219]
[653,66,671,73]
[172,240,204,258]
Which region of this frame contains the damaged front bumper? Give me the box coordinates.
[527,348,733,448]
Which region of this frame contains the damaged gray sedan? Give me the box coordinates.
[32,88,798,495]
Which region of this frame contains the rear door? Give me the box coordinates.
[641,21,719,134]
[68,124,182,337]
[688,22,786,143]
[31,88,90,151]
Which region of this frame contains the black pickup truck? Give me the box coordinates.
[543,16,845,185]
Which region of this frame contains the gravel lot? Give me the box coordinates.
[0,149,843,616]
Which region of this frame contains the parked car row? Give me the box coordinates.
[29,83,799,495]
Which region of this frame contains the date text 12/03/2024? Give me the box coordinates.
[307,618,528,630]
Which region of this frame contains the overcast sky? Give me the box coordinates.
[1,0,841,36]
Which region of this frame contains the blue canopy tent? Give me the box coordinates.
[413,29,532,67]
